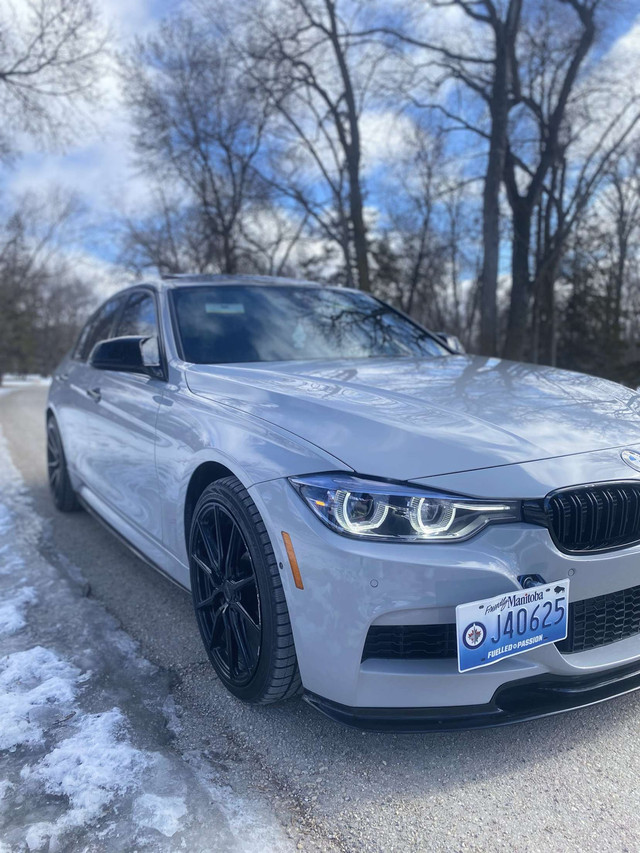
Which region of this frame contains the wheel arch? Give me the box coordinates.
[183,461,237,549]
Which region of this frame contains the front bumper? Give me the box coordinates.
[249,475,640,720]
[305,658,640,731]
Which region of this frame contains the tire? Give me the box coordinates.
[188,476,302,703]
[47,417,80,513]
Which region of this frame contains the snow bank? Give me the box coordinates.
[0,646,79,751]
[0,412,294,852]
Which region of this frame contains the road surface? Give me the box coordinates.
[1,384,639,852]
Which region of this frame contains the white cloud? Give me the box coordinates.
[360,110,416,173]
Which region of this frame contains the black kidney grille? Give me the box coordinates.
[547,484,640,553]
[557,584,640,653]
[361,624,457,662]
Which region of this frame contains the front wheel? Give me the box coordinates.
[188,476,301,703]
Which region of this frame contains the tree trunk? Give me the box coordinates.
[612,230,628,342]
[325,0,370,291]
[478,57,509,355]
[478,0,522,355]
[503,204,532,360]
[222,228,237,274]
[536,258,561,365]
[348,165,370,291]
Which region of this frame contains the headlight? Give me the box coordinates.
[289,474,520,542]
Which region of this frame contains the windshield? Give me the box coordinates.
[171,285,448,364]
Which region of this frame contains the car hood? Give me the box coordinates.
[185,355,640,480]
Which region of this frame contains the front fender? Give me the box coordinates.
[155,383,351,563]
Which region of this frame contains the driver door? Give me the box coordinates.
[81,288,165,544]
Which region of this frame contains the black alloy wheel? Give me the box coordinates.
[189,476,301,703]
[47,417,80,512]
[192,501,262,686]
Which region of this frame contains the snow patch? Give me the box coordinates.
[161,694,183,736]
[0,544,25,576]
[133,793,188,837]
[0,646,80,751]
[0,586,37,636]
[21,708,152,831]
[0,506,11,535]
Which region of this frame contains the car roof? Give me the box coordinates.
[158,273,325,290]
[103,274,360,305]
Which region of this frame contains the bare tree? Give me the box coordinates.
[0,0,106,152]
[599,148,640,344]
[122,16,278,275]
[353,0,522,349]
[501,0,598,359]
[434,0,523,356]
[243,0,389,290]
[371,121,479,341]
[530,110,640,365]
[357,0,640,361]
[0,191,95,383]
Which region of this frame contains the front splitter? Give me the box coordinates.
[304,657,640,732]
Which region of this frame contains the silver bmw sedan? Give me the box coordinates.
[46,274,640,730]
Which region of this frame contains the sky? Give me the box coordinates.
[2,0,640,296]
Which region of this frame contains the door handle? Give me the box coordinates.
[86,387,101,403]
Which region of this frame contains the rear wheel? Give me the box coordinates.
[188,476,301,703]
[47,417,80,513]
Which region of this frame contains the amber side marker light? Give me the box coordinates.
[281,531,304,590]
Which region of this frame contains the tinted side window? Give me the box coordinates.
[76,298,123,361]
[116,292,158,338]
[73,317,95,360]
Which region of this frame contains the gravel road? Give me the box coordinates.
[2,384,640,852]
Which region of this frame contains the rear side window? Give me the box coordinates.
[115,291,158,338]
[74,297,123,361]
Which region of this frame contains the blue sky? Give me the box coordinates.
[2,0,640,293]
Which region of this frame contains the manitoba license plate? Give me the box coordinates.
[456,581,570,673]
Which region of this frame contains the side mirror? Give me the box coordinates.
[434,332,466,354]
[89,336,161,375]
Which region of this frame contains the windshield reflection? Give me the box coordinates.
[172,285,448,364]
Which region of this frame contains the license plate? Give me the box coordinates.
[456,581,570,673]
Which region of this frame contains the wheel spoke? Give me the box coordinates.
[233,601,260,640]
[208,603,225,647]
[231,575,254,593]
[223,610,237,676]
[47,426,62,496]
[213,506,223,559]
[230,608,252,672]
[224,524,240,578]
[196,520,222,581]
[192,552,213,577]
[47,431,58,457]
[195,587,223,610]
